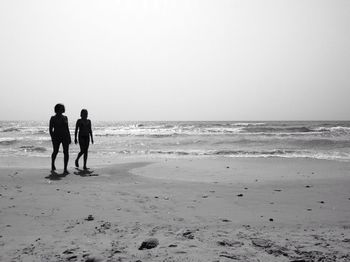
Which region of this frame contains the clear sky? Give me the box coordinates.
[0,0,349,121]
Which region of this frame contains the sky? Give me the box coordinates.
[0,0,349,121]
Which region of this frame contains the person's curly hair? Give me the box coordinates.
[80,109,88,118]
[54,103,65,114]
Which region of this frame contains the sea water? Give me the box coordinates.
[1,121,350,162]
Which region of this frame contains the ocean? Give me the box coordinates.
[1,121,350,162]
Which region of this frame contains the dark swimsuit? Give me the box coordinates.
[50,115,71,152]
[77,119,91,151]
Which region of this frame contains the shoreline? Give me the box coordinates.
[1,157,350,261]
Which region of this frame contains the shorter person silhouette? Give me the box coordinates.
[74,109,94,170]
[49,103,71,173]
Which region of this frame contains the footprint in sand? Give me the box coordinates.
[217,239,244,247]
[175,250,187,254]
[220,252,244,260]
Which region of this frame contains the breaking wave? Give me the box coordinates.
[0,138,18,146]
[19,145,47,152]
[117,149,350,161]
[1,121,350,162]
[1,127,20,132]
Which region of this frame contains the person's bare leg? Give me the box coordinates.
[75,152,83,167]
[83,151,88,170]
[63,143,69,173]
[51,151,57,171]
[51,141,59,171]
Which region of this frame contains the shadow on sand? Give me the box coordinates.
[74,168,99,177]
[44,162,150,181]
[45,170,69,181]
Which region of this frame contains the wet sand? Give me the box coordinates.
[1,157,350,261]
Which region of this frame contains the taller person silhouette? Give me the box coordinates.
[49,104,71,173]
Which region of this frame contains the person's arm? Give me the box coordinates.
[65,116,72,144]
[89,120,94,144]
[49,117,54,138]
[74,120,79,144]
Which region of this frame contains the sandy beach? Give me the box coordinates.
[1,0,350,260]
[1,157,350,261]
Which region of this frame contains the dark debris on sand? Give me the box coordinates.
[181,229,196,239]
[139,238,159,250]
[85,215,94,221]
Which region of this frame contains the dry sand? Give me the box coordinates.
[1,157,350,261]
